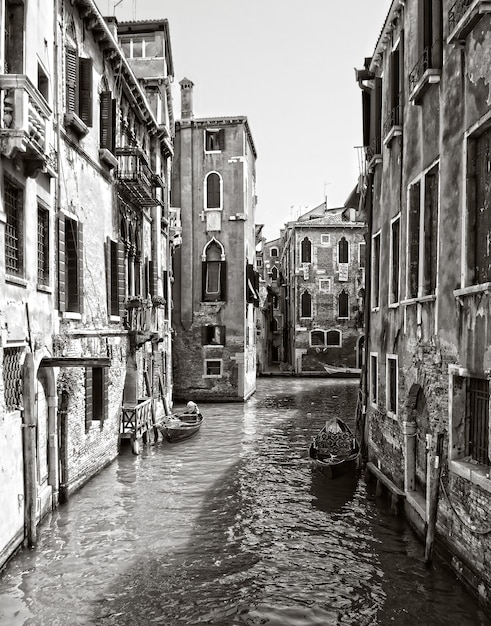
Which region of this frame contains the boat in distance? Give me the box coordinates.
[158,412,203,443]
[323,364,361,378]
[309,417,360,478]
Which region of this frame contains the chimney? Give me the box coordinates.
[179,77,194,120]
[104,16,119,41]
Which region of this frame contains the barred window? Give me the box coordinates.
[3,347,23,411]
[5,178,23,276]
[37,205,49,286]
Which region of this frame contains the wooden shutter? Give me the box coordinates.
[219,260,226,300]
[117,240,126,317]
[58,215,66,312]
[100,91,114,151]
[219,325,226,345]
[372,77,382,154]
[65,47,78,114]
[201,261,207,301]
[79,57,93,127]
[104,238,111,315]
[246,263,254,304]
[77,222,84,315]
[362,91,371,148]
[85,368,93,430]
[218,128,225,150]
[399,31,405,115]
[102,368,108,424]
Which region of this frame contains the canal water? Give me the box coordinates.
[0,378,489,626]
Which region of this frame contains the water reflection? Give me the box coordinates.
[0,378,488,626]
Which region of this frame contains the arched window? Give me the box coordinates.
[311,330,325,346]
[202,239,226,301]
[338,290,349,318]
[205,172,221,209]
[338,236,349,263]
[272,318,278,332]
[270,247,278,257]
[301,237,312,263]
[300,290,312,318]
[326,330,342,346]
[271,266,278,281]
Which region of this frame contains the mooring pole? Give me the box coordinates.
[425,432,444,565]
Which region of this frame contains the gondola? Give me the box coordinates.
[158,412,203,443]
[309,417,360,478]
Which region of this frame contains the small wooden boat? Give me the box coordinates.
[323,364,361,378]
[158,412,203,443]
[309,418,360,478]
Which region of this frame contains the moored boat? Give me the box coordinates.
[158,412,203,443]
[323,364,361,378]
[309,418,360,478]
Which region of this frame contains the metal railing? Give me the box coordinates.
[408,42,442,92]
[383,105,402,138]
[448,0,474,31]
[115,147,158,206]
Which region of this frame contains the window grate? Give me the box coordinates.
[466,377,490,465]
[37,206,49,285]
[5,180,23,275]
[3,347,23,411]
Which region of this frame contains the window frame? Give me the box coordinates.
[389,214,401,306]
[338,289,349,319]
[85,366,108,431]
[37,203,50,288]
[370,352,378,407]
[338,236,349,264]
[300,237,312,263]
[4,176,24,279]
[204,128,225,153]
[406,162,439,300]
[386,354,398,418]
[300,289,312,319]
[321,234,331,246]
[371,231,381,310]
[204,171,222,210]
[204,358,223,378]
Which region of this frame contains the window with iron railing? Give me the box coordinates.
[5,178,23,276]
[37,205,49,286]
[408,0,442,102]
[466,377,490,465]
[3,346,23,411]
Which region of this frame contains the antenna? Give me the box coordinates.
[324,181,331,208]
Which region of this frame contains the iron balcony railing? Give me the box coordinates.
[383,105,402,138]
[408,42,442,93]
[116,147,159,206]
[448,0,473,30]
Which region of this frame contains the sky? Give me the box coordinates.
[108,0,390,241]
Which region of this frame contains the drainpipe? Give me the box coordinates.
[22,353,37,546]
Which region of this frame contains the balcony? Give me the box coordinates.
[0,75,56,177]
[383,105,403,147]
[115,147,159,206]
[448,0,491,43]
[124,296,166,345]
[365,140,382,172]
[408,45,441,105]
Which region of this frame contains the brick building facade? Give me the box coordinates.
[281,204,365,374]
[358,0,491,607]
[171,80,258,401]
[0,0,174,567]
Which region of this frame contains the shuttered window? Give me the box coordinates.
[65,47,93,127]
[100,91,116,152]
[85,367,108,430]
[105,238,123,317]
[58,215,83,313]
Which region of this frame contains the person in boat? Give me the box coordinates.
[185,401,200,415]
